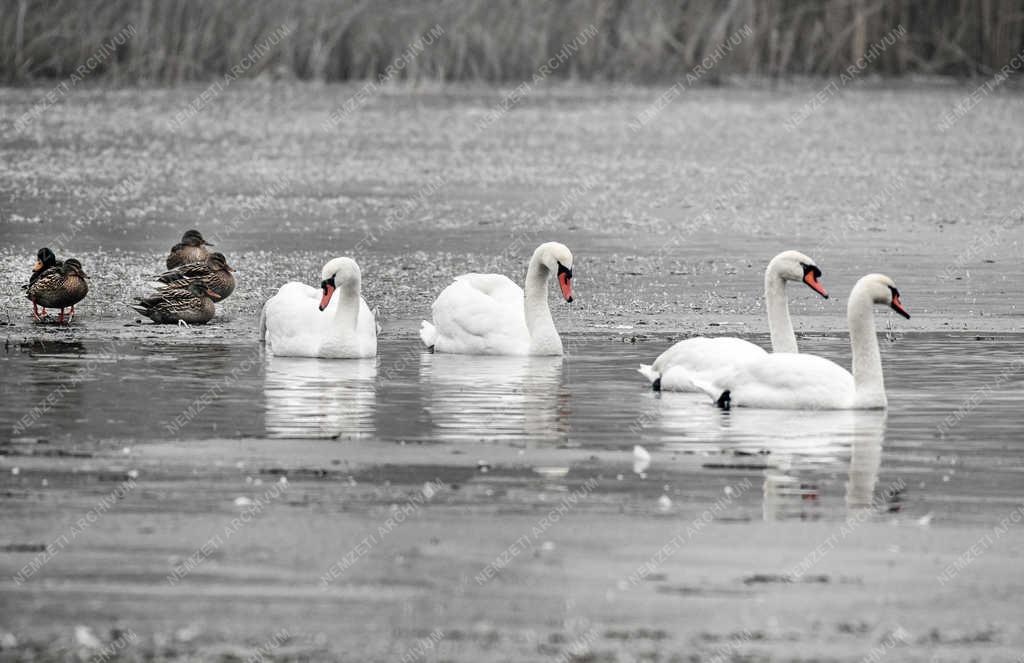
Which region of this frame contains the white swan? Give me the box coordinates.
[419,242,574,356]
[698,274,910,410]
[638,250,829,391]
[259,257,377,358]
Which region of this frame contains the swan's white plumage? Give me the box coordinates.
[640,337,767,391]
[427,274,532,355]
[260,258,377,358]
[421,243,574,356]
[696,274,906,410]
[702,352,857,410]
[639,250,824,391]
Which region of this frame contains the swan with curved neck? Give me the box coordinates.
[700,274,910,410]
[638,250,828,391]
[420,242,574,356]
[259,257,377,358]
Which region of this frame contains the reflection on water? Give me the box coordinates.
[654,400,888,520]
[263,356,377,439]
[658,399,854,457]
[845,412,886,511]
[418,354,568,446]
[0,340,264,441]
[759,411,887,521]
[2,334,1023,525]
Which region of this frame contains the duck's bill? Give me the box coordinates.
[558,273,573,303]
[33,260,43,271]
[802,270,829,298]
[890,294,911,319]
[319,284,335,311]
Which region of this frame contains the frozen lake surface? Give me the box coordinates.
[2,83,1023,661]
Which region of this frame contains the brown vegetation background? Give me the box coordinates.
[2,0,1024,84]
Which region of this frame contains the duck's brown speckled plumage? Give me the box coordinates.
[129,282,218,325]
[153,252,236,300]
[166,229,213,269]
[26,258,88,310]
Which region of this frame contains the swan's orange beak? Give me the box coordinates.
[803,270,828,299]
[558,272,573,303]
[319,284,335,311]
[890,292,910,319]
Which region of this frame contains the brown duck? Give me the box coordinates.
[151,251,236,300]
[26,247,61,286]
[25,258,89,323]
[129,281,220,325]
[166,229,213,269]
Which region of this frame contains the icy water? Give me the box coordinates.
[3,331,1024,661]
[3,332,1021,525]
[3,82,1024,660]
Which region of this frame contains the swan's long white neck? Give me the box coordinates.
[333,278,361,332]
[764,266,797,353]
[524,256,562,354]
[847,284,886,407]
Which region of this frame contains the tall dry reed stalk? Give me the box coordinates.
[1,0,1022,84]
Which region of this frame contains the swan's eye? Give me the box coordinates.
[557,262,572,279]
[320,276,335,292]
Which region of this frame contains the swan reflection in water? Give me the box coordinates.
[758,409,888,520]
[418,354,568,446]
[263,356,377,439]
[655,397,889,520]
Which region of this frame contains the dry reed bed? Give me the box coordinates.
[1,0,1023,84]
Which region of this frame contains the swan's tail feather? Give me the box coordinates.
[637,364,660,387]
[419,320,438,349]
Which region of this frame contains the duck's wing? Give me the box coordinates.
[152,261,211,283]
[25,267,65,296]
[25,260,63,288]
[134,285,194,309]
